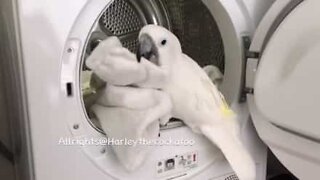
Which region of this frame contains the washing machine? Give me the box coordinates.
[1,0,320,179]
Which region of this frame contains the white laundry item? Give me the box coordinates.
[86,37,172,171]
[86,36,147,86]
[95,85,172,125]
[92,85,172,171]
[86,36,166,88]
[203,65,224,88]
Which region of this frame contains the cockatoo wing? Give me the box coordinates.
[182,54,256,180]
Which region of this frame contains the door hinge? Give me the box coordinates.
[240,36,260,103]
[243,36,260,59]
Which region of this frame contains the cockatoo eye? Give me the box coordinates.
[161,39,167,46]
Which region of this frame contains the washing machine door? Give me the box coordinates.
[245,0,320,179]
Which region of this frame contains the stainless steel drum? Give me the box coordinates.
[86,0,170,55]
[81,0,225,133]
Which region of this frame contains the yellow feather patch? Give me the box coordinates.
[220,94,235,117]
[220,105,235,117]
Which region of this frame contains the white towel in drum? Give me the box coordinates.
[92,85,172,171]
[203,65,223,88]
[86,36,167,89]
[86,37,172,171]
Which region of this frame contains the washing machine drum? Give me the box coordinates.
[83,0,225,132]
[87,0,224,68]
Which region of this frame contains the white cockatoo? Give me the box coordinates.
[135,25,256,180]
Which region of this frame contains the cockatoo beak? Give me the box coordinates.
[136,34,159,65]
